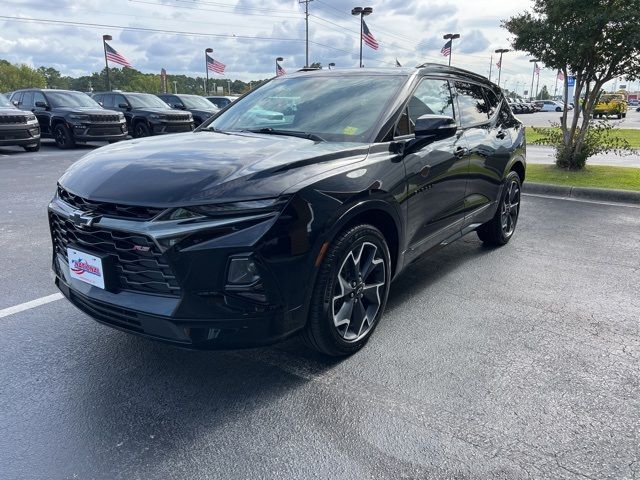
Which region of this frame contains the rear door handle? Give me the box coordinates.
[454,147,468,158]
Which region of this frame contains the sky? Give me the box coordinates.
[0,0,631,94]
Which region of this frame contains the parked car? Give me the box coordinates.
[156,93,218,127]
[92,92,194,137]
[593,93,627,119]
[628,99,639,107]
[205,95,237,109]
[0,93,41,152]
[10,89,127,149]
[535,100,565,112]
[49,65,526,356]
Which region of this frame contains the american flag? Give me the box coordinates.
[105,42,132,68]
[557,70,565,81]
[276,62,286,76]
[362,20,379,50]
[441,40,452,57]
[206,54,226,74]
[534,63,540,75]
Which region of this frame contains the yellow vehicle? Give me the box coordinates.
[593,92,628,119]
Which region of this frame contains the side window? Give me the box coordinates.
[483,88,500,118]
[93,94,103,105]
[114,94,127,108]
[102,95,115,108]
[33,91,46,106]
[394,78,454,137]
[454,82,489,126]
[11,92,22,105]
[22,91,34,108]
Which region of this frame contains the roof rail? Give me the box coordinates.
[297,67,322,72]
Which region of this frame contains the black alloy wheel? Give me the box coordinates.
[477,170,521,246]
[54,124,74,149]
[133,122,151,138]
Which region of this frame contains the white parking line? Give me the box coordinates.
[0,293,63,319]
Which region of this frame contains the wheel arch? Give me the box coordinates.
[509,159,526,183]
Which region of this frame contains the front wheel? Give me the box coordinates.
[555,107,562,112]
[23,141,40,152]
[53,124,74,149]
[477,171,521,246]
[133,122,151,138]
[302,224,391,356]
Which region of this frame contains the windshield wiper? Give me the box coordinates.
[243,128,325,142]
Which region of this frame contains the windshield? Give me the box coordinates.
[127,94,170,109]
[208,74,407,142]
[0,94,14,108]
[47,91,100,108]
[180,95,216,109]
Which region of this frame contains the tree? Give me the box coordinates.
[504,0,640,169]
[0,60,46,91]
[309,62,322,69]
[537,85,550,100]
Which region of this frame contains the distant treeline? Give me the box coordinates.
[0,59,267,95]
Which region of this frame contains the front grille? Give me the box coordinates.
[70,290,143,332]
[0,115,28,124]
[89,114,120,122]
[167,115,191,122]
[163,125,192,133]
[50,211,181,296]
[57,186,163,221]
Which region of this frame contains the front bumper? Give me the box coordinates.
[68,121,128,142]
[48,194,309,349]
[0,125,40,146]
[151,121,195,135]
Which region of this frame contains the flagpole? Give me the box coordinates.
[529,59,539,102]
[205,48,212,96]
[554,71,559,99]
[488,55,493,82]
[359,14,363,68]
[535,67,540,100]
[102,35,112,91]
[443,33,460,67]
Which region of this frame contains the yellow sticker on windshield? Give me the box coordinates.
[343,126,358,135]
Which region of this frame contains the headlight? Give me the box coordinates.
[161,198,288,221]
[118,113,125,121]
[26,115,38,123]
[68,114,89,122]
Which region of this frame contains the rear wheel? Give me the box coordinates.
[477,171,521,246]
[555,106,562,112]
[53,124,74,149]
[302,224,391,356]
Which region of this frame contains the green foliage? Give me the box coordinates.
[504,0,640,169]
[531,121,634,169]
[526,164,640,192]
[0,60,46,91]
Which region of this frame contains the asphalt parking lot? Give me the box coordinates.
[1,144,639,480]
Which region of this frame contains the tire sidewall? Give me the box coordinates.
[54,124,73,149]
[312,225,391,354]
[498,171,522,243]
[134,121,150,138]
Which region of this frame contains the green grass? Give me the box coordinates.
[526,164,640,191]
[527,127,640,148]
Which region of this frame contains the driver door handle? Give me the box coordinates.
[496,131,507,140]
[454,147,468,158]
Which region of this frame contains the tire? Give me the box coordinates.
[133,121,151,138]
[53,124,74,149]
[23,141,40,152]
[555,107,562,112]
[622,113,627,119]
[302,224,391,356]
[477,171,522,246]
[617,113,622,119]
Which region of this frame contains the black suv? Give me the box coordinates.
[0,93,41,152]
[50,65,525,356]
[10,89,127,149]
[156,94,219,127]
[92,92,194,137]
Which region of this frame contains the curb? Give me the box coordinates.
[523,182,640,205]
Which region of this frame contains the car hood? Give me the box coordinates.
[59,131,369,206]
[188,108,217,117]
[133,107,181,115]
[53,107,120,115]
[0,107,23,114]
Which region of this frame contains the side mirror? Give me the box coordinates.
[12,100,19,106]
[118,103,130,110]
[414,114,457,140]
[35,101,49,109]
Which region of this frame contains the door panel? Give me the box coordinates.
[33,92,50,135]
[399,78,469,260]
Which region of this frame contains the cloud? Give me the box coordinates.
[458,29,489,54]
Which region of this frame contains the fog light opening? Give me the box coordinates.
[226,256,260,286]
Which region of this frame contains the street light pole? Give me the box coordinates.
[102,34,112,91]
[173,81,177,94]
[204,48,213,95]
[299,0,313,68]
[495,48,509,87]
[529,59,540,102]
[276,57,283,76]
[443,33,460,66]
[352,7,372,68]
